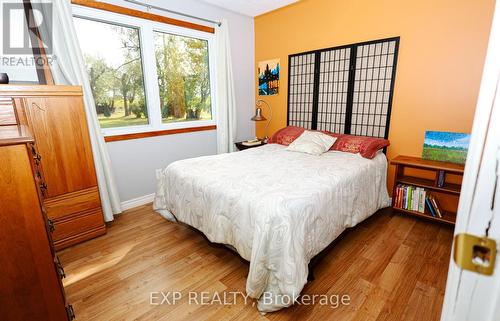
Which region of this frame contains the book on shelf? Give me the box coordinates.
[412,188,417,211]
[425,197,437,217]
[412,188,418,211]
[395,185,401,208]
[418,188,425,213]
[393,184,426,214]
[406,185,411,210]
[394,183,445,219]
[437,170,446,188]
[428,194,443,218]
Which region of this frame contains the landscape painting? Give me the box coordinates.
[258,59,280,95]
[422,131,471,164]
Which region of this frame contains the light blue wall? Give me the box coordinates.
[102,0,255,202]
[107,130,217,201]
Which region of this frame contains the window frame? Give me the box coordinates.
[72,5,217,138]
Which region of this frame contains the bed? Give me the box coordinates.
[154,37,398,312]
[153,144,390,312]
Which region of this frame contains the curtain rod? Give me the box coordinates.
[124,0,222,27]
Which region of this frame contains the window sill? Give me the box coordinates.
[104,125,217,142]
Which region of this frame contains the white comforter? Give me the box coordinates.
[153,144,390,312]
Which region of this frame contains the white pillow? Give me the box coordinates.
[286,130,337,156]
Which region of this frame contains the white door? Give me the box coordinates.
[440,2,500,320]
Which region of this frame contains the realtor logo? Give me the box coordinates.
[2,2,52,55]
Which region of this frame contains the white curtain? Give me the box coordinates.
[215,19,237,154]
[33,0,121,221]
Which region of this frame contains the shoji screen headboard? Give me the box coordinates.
[287,37,400,139]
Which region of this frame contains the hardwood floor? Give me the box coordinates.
[59,205,454,321]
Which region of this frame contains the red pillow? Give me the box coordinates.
[332,135,390,159]
[268,126,343,145]
[268,126,305,146]
[269,126,389,159]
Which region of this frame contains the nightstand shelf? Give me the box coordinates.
[235,140,266,151]
[390,155,464,226]
[392,207,456,226]
[396,176,461,195]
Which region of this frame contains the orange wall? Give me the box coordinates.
[255,0,495,191]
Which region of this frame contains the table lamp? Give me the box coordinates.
[251,99,272,142]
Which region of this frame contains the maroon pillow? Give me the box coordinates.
[269,126,389,159]
[332,135,390,159]
[268,126,305,146]
[268,126,343,146]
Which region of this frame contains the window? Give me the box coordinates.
[72,6,216,136]
[74,18,148,128]
[154,32,212,123]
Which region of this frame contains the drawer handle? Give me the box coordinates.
[39,182,48,196]
[66,304,75,320]
[47,218,55,233]
[55,256,66,279]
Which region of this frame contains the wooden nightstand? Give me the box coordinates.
[235,141,266,151]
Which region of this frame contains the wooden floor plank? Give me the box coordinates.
[59,205,453,321]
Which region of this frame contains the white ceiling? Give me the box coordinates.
[198,0,298,17]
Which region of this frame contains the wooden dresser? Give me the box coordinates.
[0,125,74,320]
[0,85,106,250]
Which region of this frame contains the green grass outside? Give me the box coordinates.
[422,147,467,164]
[162,110,212,123]
[98,108,212,129]
[99,116,148,128]
[98,105,147,128]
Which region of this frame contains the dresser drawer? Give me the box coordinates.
[51,207,105,244]
[0,97,17,125]
[44,186,105,250]
[44,186,101,219]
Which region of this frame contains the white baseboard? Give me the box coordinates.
[121,193,155,211]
